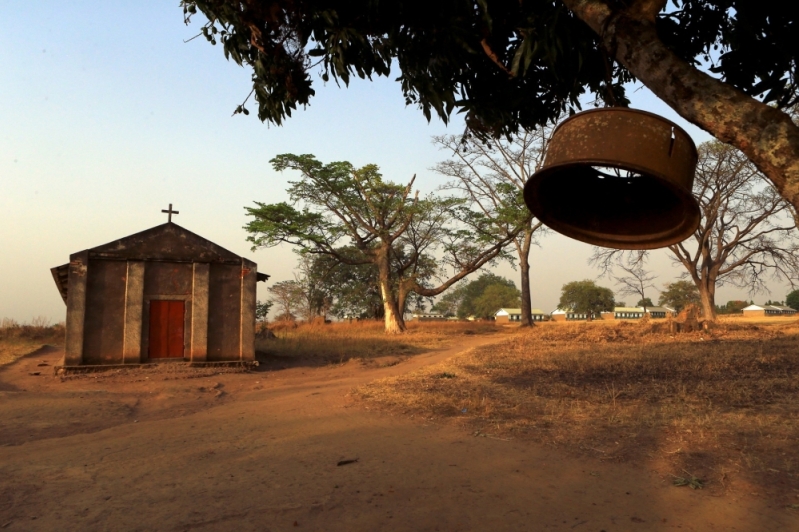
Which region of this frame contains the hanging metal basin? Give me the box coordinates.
[523,108,700,249]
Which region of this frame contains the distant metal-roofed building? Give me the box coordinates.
[411,311,447,321]
[644,306,675,318]
[743,304,797,317]
[614,307,645,320]
[550,308,589,321]
[495,308,547,323]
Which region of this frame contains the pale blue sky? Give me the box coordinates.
[1,2,790,323]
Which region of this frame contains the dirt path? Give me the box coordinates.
[0,337,795,531]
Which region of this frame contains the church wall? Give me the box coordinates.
[207,263,242,361]
[64,251,89,366]
[82,260,126,364]
[239,259,257,361]
[141,262,194,360]
[143,262,193,296]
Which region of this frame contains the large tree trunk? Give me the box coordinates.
[396,283,414,327]
[518,232,534,327]
[698,280,717,321]
[376,248,406,334]
[563,0,799,211]
[382,297,406,334]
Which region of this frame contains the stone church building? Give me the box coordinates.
[51,221,268,367]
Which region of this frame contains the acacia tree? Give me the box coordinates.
[432,128,552,326]
[245,154,515,333]
[267,280,304,321]
[182,1,799,214]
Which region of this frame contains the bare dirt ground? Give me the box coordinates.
[1,336,797,531]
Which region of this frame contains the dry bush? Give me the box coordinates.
[256,319,501,363]
[357,319,799,499]
[0,317,65,366]
[268,319,299,332]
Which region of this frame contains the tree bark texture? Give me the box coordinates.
[518,230,534,327]
[376,247,406,334]
[698,279,717,321]
[563,0,799,212]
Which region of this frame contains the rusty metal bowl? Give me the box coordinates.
[523,108,700,249]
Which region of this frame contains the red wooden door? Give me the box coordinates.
[148,300,185,359]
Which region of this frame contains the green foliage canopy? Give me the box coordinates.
[717,300,749,314]
[255,299,273,322]
[787,290,799,311]
[245,154,514,332]
[433,273,520,319]
[181,1,799,138]
[472,283,522,320]
[180,0,799,234]
[658,280,701,312]
[304,251,431,320]
[558,279,614,318]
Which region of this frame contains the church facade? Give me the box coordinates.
[51,222,268,366]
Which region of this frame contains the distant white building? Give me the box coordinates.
[411,311,447,321]
[550,308,588,321]
[495,308,547,323]
[613,306,645,319]
[603,306,676,319]
[645,306,675,318]
[742,304,797,317]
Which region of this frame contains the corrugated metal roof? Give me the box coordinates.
[496,308,547,315]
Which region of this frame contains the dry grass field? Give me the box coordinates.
[256,319,503,364]
[2,315,799,527]
[0,318,64,366]
[6,312,799,500]
[356,316,799,500]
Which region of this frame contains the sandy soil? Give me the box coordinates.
[1,338,796,531]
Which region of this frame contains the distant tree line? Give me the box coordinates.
[432,273,521,320]
[247,136,799,333]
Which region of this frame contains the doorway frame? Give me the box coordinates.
[141,295,192,361]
